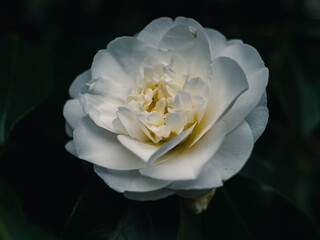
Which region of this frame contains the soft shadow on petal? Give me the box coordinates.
[117,123,196,164]
[123,188,175,201]
[217,43,269,133]
[139,121,226,181]
[63,99,85,129]
[69,70,91,99]
[245,91,269,142]
[65,123,73,137]
[168,162,222,190]
[190,56,248,146]
[116,107,149,141]
[65,140,77,157]
[209,120,254,181]
[137,17,174,47]
[92,37,156,85]
[169,120,253,190]
[94,165,172,193]
[73,116,146,170]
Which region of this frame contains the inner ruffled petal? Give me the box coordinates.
[113,59,210,144]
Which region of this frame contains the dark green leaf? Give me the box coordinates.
[110,207,156,240]
[63,176,179,240]
[0,34,54,153]
[275,49,320,135]
[179,177,320,240]
[0,178,23,216]
[62,176,125,240]
[0,207,58,240]
[178,203,203,240]
[0,178,58,240]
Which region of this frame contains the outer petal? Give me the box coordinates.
[139,121,227,181]
[209,120,254,181]
[245,91,268,142]
[205,28,227,56]
[217,43,269,133]
[137,17,174,47]
[65,123,73,137]
[69,70,91,99]
[73,116,146,170]
[159,23,211,77]
[63,99,85,129]
[94,165,171,193]
[65,140,77,157]
[123,188,174,201]
[190,56,248,146]
[91,37,156,85]
[168,163,222,190]
[168,120,253,190]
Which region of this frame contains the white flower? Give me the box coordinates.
[63,17,268,201]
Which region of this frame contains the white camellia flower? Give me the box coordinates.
[63,17,268,201]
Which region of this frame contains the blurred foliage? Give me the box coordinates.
[0,0,320,239]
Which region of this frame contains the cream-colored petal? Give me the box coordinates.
[79,77,129,133]
[139,121,226,181]
[217,43,269,133]
[116,107,149,141]
[117,123,196,164]
[65,140,77,157]
[168,120,254,190]
[245,91,268,142]
[205,28,227,56]
[190,56,248,146]
[94,165,171,193]
[69,70,91,99]
[137,17,174,47]
[209,120,254,181]
[63,99,85,129]
[73,116,146,170]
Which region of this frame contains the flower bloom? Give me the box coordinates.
[63,17,268,201]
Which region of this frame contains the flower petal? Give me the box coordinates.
[92,37,156,85]
[65,123,73,137]
[137,17,174,47]
[190,56,248,146]
[217,43,269,132]
[205,28,227,56]
[69,70,91,99]
[94,165,171,193]
[63,99,85,129]
[208,120,254,181]
[159,23,211,77]
[80,77,129,133]
[117,123,196,164]
[73,116,146,170]
[123,188,174,201]
[139,121,227,181]
[168,120,254,190]
[65,140,77,157]
[245,91,268,142]
[168,163,222,190]
[116,107,149,141]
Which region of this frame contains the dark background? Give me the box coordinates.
[1,0,320,239]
